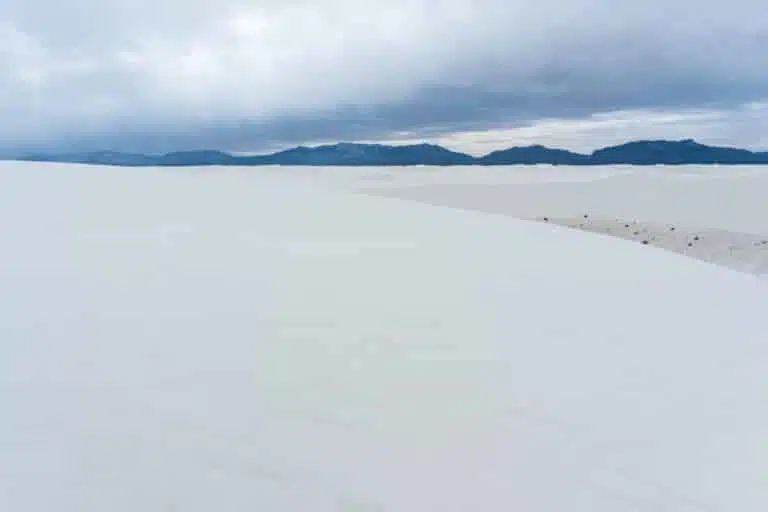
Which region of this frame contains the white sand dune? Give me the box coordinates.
[531,216,768,275]
[356,165,768,275]
[1,163,767,511]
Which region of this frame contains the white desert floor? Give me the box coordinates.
[271,164,768,275]
[1,162,767,511]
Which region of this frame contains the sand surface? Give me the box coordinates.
[3,163,768,512]
[531,216,768,275]
[351,166,768,276]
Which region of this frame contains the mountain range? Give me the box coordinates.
[11,139,768,166]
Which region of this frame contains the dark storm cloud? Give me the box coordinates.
[1,0,767,152]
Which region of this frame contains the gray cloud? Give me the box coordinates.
[1,0,767,153]
[431,103,768,155]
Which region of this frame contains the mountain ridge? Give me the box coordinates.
[10,139,768,166]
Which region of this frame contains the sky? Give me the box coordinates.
[1,0,767,155]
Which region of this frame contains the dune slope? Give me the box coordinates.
[1,163,767,511]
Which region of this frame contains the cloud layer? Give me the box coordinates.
[2,0,767,152]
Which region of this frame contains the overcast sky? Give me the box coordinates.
[2,0,767,154]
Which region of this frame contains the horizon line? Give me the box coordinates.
[12,137,768,159]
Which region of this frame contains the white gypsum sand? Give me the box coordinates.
[1,162,767,511]
[531,216,768,275]
[357,165,768,276]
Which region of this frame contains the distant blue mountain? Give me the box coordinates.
[11,139,768,166]
[155,150,237,166]
[255,142,475,166]
[589,139,766,165]
[478,145,589,165]
[19,151,157,166]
